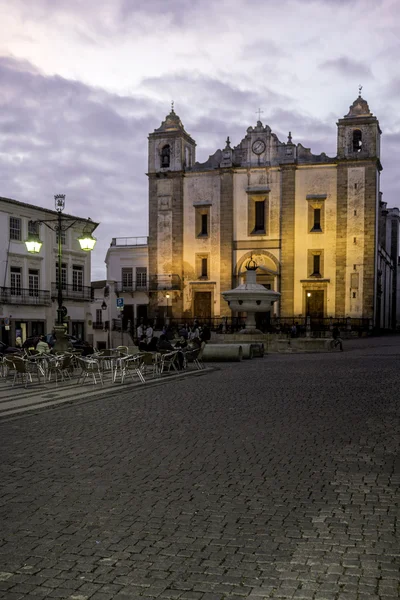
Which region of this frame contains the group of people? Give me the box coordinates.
[133,320,210,369]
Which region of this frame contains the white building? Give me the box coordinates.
[91,237,149,349]
[0,196,98,346]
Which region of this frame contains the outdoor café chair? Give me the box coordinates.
[5,355,41,388]
[160,351,180,374]
[76,356,103,386]
[140,352,161,378]
[184,345,205,370]
[116,355,145,384]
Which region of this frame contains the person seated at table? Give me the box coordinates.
[36,335,51,354]
[174,335,187,350]
[188,336,202,349]
[147,336,159,352]
[138,334,148,351]
[158,335,184,369]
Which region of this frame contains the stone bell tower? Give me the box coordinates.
[335,91,382,321]
[147,106,196,320]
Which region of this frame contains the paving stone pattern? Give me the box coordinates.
[0,337,399,599]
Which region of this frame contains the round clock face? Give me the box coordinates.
[252,140,266,155]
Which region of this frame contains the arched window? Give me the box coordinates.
[161,145,170,168]
[352,130,362,152]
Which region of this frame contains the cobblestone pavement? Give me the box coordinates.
[0,336,399,600]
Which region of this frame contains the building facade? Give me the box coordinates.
[90,236,149,348]
[0,196,98,346]
[147,95,399,329]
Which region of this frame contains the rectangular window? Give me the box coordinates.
[254,201,265,233]
[311,208,322,232]
[136,267,147,289]
[10,217,22,241]
[56,263,67,290]
[312,254,321,276]
[96,309,102,324]
[28,221,39,236]
[201,257,208,278]
[56,229,66,245]
[29,269,39,297]
[121,268,133,290]
[72,265,83,292]
[201,214,208,236]
[195,206,210,238]
[10,267,22,295]
[308,250,323,278]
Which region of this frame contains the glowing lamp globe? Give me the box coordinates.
[25,233,43,254]
[78,232,97,251]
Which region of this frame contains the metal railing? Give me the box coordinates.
[115,281,148,293]
[110,236,148,247]
[0,287,52,306]
[51,283,93,302]
[93,321,110,330]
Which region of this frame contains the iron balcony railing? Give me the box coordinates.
[1,287,52,306]
[149,274,182,291]
[115,281,148,293]
[51,283,94,302]
[93,321,110,330]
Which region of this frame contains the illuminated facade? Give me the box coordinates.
[147,96,399,329]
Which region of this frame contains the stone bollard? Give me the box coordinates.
[202,344,243,362]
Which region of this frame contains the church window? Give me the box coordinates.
[196,254,209,279]
[161,145,170,168]
[312,255,321,276]
[201,258,208,278]
[254,200,265,233]
[352,130,362,153]
[195,207,210,238]
[201,214,208,236]
[308,250,323,278]
[311,208,322,232]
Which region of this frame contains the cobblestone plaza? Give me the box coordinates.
[1,337,399,599]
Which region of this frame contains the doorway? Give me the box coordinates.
[306,290,324,318]
[194,292,212,320]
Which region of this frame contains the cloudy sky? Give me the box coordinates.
[0,0,399,279]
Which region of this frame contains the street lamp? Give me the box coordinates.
[165,293,170,325]
[24,194,97,352]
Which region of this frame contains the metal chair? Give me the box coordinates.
[116,355,145,384]
[76,357,103,386]
[5,355,41,388]
[140,352,161,378]
[184,345,205,370]
[160,351,180,374]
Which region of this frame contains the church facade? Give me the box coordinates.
[147,95,398,329]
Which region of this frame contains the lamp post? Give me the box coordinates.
[306,292,312,337]
[165,293,170,326]
[25,194,97,352]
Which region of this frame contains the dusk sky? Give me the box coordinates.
[0,0,399,279]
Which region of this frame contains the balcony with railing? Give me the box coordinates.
[110,236,148,247]
[115,281,148,293]
[1,287,52,306]
[51,283,94,302]
[93,321,110,330]
[149,274,182,291]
